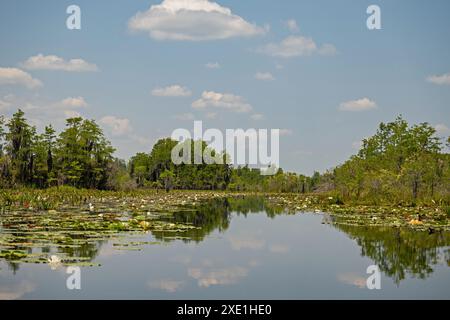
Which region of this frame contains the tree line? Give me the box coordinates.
[332,116,450,204]
[0,109,114,189]
[1,110,449,205]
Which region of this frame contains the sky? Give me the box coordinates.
[0,0,449,175]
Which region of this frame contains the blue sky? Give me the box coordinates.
[0,0,449,175]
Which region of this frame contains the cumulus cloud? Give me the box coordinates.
[205,62,220,69]
[284,19,299,32]
[337,273,367,289]
[99,116,132,136]
[229,237,265,251]
[60,96,88,108]
[148,279,185,293]
[128,0,266,41]
[63,110,82,118]
[0,67,42,88]
[0,281,36,300]
[259,36,316,58]
[427,73,450,85]
[0,95,91,131]
[21,54,98,72]
[254,72,275,81]
[192,91,252,113]
[152,85,192,97]
[258,35,336,58]
[339,98,377,112]
[188,266,248,287]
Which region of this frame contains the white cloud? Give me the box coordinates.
[188,266,248,287]
[192,91,252,113]
[128,0,266,41]
[337,273,367,289]
[60,96,88,108]
[251,113,264,120]
[339,98,377,112]
[148,279,185,293]
[259,35,336,58]
[435,124,450,136]
[284,19,299,32]
[0,67,42,88]
[259,35,316,58]
[0,96,89,131]
[152,85,192,97]
[254,72,275,81]
[173,112,195,121]
[22,54,98,72]
[0,281,36,300]
[205,62,220,69]
[427,73,450,85]
[229,237,265,251]
[99,116,132,136]
[63,110,82,118]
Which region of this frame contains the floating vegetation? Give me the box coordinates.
[264,194,450,231]
[0,189,234,268]
[0,189,449,270]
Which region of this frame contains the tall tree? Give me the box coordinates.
[5,109,36,185]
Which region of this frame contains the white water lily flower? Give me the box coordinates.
[89,203,95,212]
[48,255,62,270]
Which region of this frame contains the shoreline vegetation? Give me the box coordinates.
[0,109,449,230]
[1,188,449,230]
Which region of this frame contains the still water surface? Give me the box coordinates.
[0,197,449,299]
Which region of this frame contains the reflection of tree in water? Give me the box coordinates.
[152,198,232,243]
[334,224,450,285]
[2,234,104,273]
[5,261,20,274]
[57,239,105,261]
[152,196,286,242]
[227,196,286,218]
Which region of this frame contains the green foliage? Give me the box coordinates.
[0,110,448,206]
[129,138,231,190]
[0,110,115,189]
[333,116,449,205]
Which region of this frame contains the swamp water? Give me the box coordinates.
[0,197,449,299]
